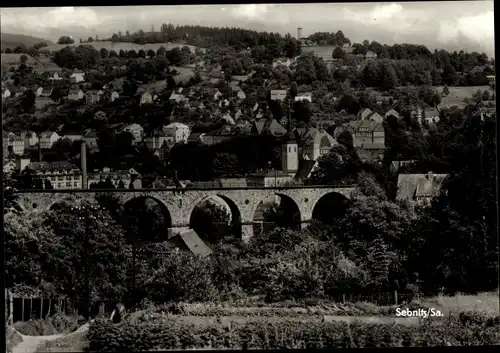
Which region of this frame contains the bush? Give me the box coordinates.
[6,326,23,353]
[13,314,78,336]
[87,312,500,351]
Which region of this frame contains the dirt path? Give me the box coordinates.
[12,323,91,353]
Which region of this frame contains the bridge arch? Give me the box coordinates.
[121,195,173,242]
[311,191,351,226]
[251,192,302,236]
[188,193,242,241]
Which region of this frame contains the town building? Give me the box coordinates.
[85,90,103,104]
[281,131,299,177]
[121,124,144,144]
[146,130,174,149]
[346,120,385,147]
[294,92,313,103]
[87,167,142,189]
[67,89,84,101]
[139,91,153,105]
[385,109,400,120]
[69,71,85,84]
[39,132,60,149]
[49,72,64,82]
[396,172,448,206]
[83,130,99,149]
[163,122,190,143]
[302,129,339,161]
[270,89,287,102]
[11,134,26,155]
[26,160,83,189]
[247,170,294,187]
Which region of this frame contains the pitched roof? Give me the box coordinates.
[294,159,318,180]
[385,109,400,118]
[359,108,373,120]
[359,142,385,150]
[28,161,77,172]
[348,120,384,132]
[169,229,213,257]
[396,173,448,202]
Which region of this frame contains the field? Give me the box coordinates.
[435,85,493,109]
[41,41,200,54]
[170,65,196,85]
[1,33,54,49]
[1,53,61,73]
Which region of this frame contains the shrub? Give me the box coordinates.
[87,312,500,351]
[6,326,23,353]
[12,314,78,336]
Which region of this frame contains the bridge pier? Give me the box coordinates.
[241,224,254,243]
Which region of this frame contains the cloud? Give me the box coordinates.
[1,7,106,33]
[371,3,403,21]
[438,11,494,45]
[229,4,274,21]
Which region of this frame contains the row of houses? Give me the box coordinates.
[3,157,142,190]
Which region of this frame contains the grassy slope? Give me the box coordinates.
[1,33,54,49]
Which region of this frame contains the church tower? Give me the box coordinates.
[281,131,298,177]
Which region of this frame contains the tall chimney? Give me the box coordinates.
[81,141,88,189]
[297,27,302,41]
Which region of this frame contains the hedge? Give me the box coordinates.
[87,314,500,351]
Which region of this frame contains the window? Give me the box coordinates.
[66,181,71,187]
[294,147,296,152]
[288,147,291,152]
[57,183,62,188]
[57,176,63,181]
[74,182,78,187]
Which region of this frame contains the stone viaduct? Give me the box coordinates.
[13,186,357,242]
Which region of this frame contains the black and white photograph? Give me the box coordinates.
[2,2,498,351]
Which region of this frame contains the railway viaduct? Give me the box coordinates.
[13,185,357,242]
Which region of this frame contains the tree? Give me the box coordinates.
[146,49,156,58]
[44,179,54,189]
[87,37,94,43]
[442,86,450,97]
[190,200,230,244]
[21,89,36,114]
[332,46,345,60]
[19,55,28,64]
[156,46,166,57]
[211,152,240,178]
[99,48,109,59]
[57,36,75,45]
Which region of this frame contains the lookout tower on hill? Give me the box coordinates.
[297,27,302,40]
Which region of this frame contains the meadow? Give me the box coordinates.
[435,85,493,109]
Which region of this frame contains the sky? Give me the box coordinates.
[0,2,495,56]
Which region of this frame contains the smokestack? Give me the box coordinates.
[297,27,302,40]
[81,141,88,189]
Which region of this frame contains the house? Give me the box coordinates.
[385,109,400,120]
[69,71,85,84]
[163,122,190,143]
[88,167,141,189]
[67,89,84,101]
[365,50,377,59]
[26,160,83,189]
[347,120,385,147]
[270,89,287,102]
[169,92,187,104]
[2,88,11,100]
[358,108,373,120]
[85,90,103,104]
[3,160,17,175]
[145,130,174,150]
[486,75,495,86]
[62,132,83,142]
[358,108,383,123]
[213,90,223,101]
[235,109,243,120]
[236,90,246,100]
[35,87,44,97]
[35,97,53,110]
[272,58,292,68]
[294,92,313,103]
[109,91,120,102]
[25,131,39,147]
[83,130,99,149]
[251,119,286,137]
[410,107,423,120]
[221,113,235,125]
[49,72,64,82]
[423,108,440,122]
[301,129,339,161]
[247,170,294,187]
[139,91,153,105]
[396,172,448,206]
[39,132,60,149]
[40,88,53,98]
[356,143,385,163]
[218,99,229,108]
[390,160,415,174]
[121,123,144,144]
[294,159,319,182]
[11,133,26,155]
[2,131,10,158]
